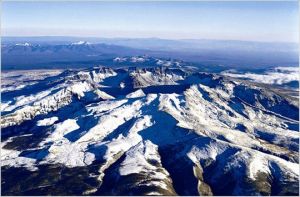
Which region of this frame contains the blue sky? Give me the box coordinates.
[2,1,299,42]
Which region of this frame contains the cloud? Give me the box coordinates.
[222,67,299,85]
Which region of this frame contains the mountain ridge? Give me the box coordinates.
[1,65,299,195]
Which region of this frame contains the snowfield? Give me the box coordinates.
[1,65,299,196]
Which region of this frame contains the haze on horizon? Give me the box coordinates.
[1,1,299,43]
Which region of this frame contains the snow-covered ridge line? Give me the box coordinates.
[1,66,299,196]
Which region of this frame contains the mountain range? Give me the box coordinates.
[1,63,299,195]
[2,37,298,70]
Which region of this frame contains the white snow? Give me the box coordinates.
[113,57,127,62]
[44,142,93,167]
[222,67,299,85]
[126,89,146,98]
[187,142,228,163]
[67,81,93,98]
[77,99,145,143]
[131,56,146,63]
[1,101,12,111]
[94,89,115,100]
[37,117,59,126]
[1,148,38,171]
[86,99,128,115]
[127,115,153,136]
[120,82,125,89]
[43,119,79,143]
[16,42,31,46]
[156,60,164,65]
[130,70,183,87]
[156,59,173,67]
[40,119,92,167]
[118,140,171,191]
[248,154,270,180]
[71,41,91,45]
[91,69,117,83]
[4,89,55,112]
[119,140,162,176]
[1,69,63,94]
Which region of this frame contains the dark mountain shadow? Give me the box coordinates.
[19,148,50,161]
[1,161,104,196]
[285,122,299,131]
[254,129,299,152]
[269,161,299,196]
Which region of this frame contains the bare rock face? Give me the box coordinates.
[1,66,299,196]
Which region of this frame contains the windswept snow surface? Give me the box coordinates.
[1,66,299,196]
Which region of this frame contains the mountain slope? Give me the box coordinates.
[1,66,299,195]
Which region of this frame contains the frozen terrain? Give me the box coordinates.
[1,69,63,93]
[1,65,299,195]
[222,67,299,91]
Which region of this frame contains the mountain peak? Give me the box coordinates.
[71,41,91,45]
[15,42,31,46]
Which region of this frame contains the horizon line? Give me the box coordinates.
[2,35,299,44]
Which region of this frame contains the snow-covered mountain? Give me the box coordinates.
[1,65,299,195]
[71,41,92,45]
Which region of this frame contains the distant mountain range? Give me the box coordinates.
[1,41,148,70]
[2,37,298,70]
